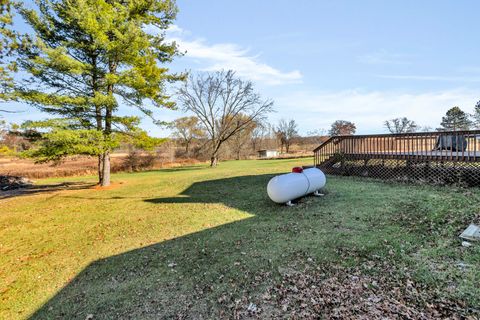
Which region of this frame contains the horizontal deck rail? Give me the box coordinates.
[314,130,480,186]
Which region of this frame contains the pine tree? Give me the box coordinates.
[14,0,184,185]
[0,0,18,103]
[439,106,472,131]
[473,101,480,129]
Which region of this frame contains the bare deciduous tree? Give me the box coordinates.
[169,116,205,155]
[250,121,266,152]
[229,116,256,160]
[178,70,273,166]
[275,119,298,153]
[384,117,418,133]
[329,120,356,136]
[307,128,327,145]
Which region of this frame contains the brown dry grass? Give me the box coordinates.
[0,154,202,179]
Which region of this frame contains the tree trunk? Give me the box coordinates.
[102,60,115,187]
[210,155,218,167]
[97,154,104,185]
[210,140,221,167]
[102,106,112,187]
[101,151,111,186]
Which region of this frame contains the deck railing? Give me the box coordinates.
[313,130,480,185]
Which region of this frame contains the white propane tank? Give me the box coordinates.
[267,167,326,204]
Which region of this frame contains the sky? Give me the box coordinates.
[3,0,480,136]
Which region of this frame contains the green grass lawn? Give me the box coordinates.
[1,158,479,319]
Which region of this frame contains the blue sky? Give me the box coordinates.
[4,0,480,135]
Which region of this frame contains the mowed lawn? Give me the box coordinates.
[1,158,480,319]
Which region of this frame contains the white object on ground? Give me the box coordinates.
[247,303,258,312]
[459,224,480,242]
[267,167,326,204]
[461,241,472,247]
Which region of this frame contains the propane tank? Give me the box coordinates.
[267,167,326,204]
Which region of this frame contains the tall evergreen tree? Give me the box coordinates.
[0,0,18,103]
[14,0,184,185]
[439,106,472,131]
[473,101,480,129]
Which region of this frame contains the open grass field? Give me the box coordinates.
[1,158,480,319]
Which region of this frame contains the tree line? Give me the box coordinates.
[384,104,480,134]
[1,1,480,185]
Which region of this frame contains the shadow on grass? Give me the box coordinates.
[0,182,95,200]
[31,175,381,319]
[31,173,321,319]
[25,173,480,319]
[147,165,207,173]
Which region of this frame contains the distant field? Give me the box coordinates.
[1,159,479,319]
[0,154,200,179]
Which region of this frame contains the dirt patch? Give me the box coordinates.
[91,181,124,191]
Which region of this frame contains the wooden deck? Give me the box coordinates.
[313,130,480,185]
[341,151,480,161]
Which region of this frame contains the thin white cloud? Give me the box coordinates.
[358,49,412,65]
[377,74,480,82]
[165,24,186,36]
[166,25,302,86]
[273,89,479,134]
[456,66,480,74]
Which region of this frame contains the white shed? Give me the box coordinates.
[257,149,279,158]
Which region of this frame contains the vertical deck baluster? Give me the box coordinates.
[423,133,426,159]
[450,134,453,162]
[362,136,365,156]
[456,134,459,162]
[407,133,410,160]
[383,135,386,158]
[415,134,419,158]
[377,136,380,157]
[432,133,435,159]
[473,135,478,161]
[426,133,429,159]
[349,136,352,156]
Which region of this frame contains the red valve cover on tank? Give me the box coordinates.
[292,167,304,173]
